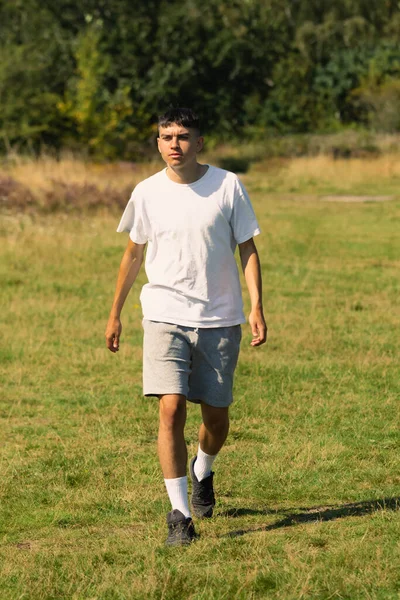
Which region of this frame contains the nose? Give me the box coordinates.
[171,136,180,148]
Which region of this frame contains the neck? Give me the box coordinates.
[166,162,208,184]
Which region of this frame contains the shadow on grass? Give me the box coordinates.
[220,497,400,538]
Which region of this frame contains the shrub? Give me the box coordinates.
[0,176,35,211]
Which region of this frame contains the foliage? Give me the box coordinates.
[58,23,154,158]
[1,0,400,156]
[349,44,400,131]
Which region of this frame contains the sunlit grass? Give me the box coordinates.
[0,166,399,599]
[3,153,159,195]
[1,152,400,213]
[246,153,400,196]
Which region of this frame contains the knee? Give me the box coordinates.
[203,413,229,436]
[159,397,186,432]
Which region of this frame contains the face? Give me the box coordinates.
[157,124,203,169]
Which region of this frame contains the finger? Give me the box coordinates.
[251,324,267,346]
[106,334,118,352]
[258,326,267,343]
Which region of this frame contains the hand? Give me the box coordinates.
[249,310,267,347]
[105,316,122,353]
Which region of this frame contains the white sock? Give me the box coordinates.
[164,476,191,518]
[194,445,217,482]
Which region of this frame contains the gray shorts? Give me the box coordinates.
[142,320,242,408]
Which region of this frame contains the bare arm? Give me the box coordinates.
[105,239,146,353]
[238,238,267,347]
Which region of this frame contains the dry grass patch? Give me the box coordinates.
[321,195,394,202]
[282,154,400,183]
[0,155,160,212]
[246,153,400,196]
[1,152,400,213]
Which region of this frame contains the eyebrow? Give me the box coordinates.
[160,133,190,138]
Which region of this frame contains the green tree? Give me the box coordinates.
[0,0,74,152]
[2,0,400,155]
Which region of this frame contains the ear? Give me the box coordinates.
[197,136,204,152]
[157,137,161,153]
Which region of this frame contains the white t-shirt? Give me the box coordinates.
[117,165,260,327]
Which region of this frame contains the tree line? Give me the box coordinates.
[1,0,400,159]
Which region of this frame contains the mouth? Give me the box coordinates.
[169,153,182,158]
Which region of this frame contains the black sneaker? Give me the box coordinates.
[165,509,197,546]
[190,456,215,519]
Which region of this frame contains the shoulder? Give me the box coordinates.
[206,165,243,196]
[207,165,240,185]
[132,169,166,196]
[206,165,245,203]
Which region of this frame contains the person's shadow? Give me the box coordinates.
[218,497,400,538]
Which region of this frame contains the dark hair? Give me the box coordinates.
[158,107,201,134]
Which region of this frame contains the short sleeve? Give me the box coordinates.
[231,178,261,244]
[116,188,149,244]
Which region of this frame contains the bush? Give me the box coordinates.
[0,176,35,211]
[353,79,400,132]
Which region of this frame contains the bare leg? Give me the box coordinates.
[198,403,230,455]
[158,394,187,479]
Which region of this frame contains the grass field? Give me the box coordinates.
[1,158,400,599]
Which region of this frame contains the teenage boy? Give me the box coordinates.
[105,107,267,546]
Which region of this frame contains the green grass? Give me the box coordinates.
[1,181,400,599]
